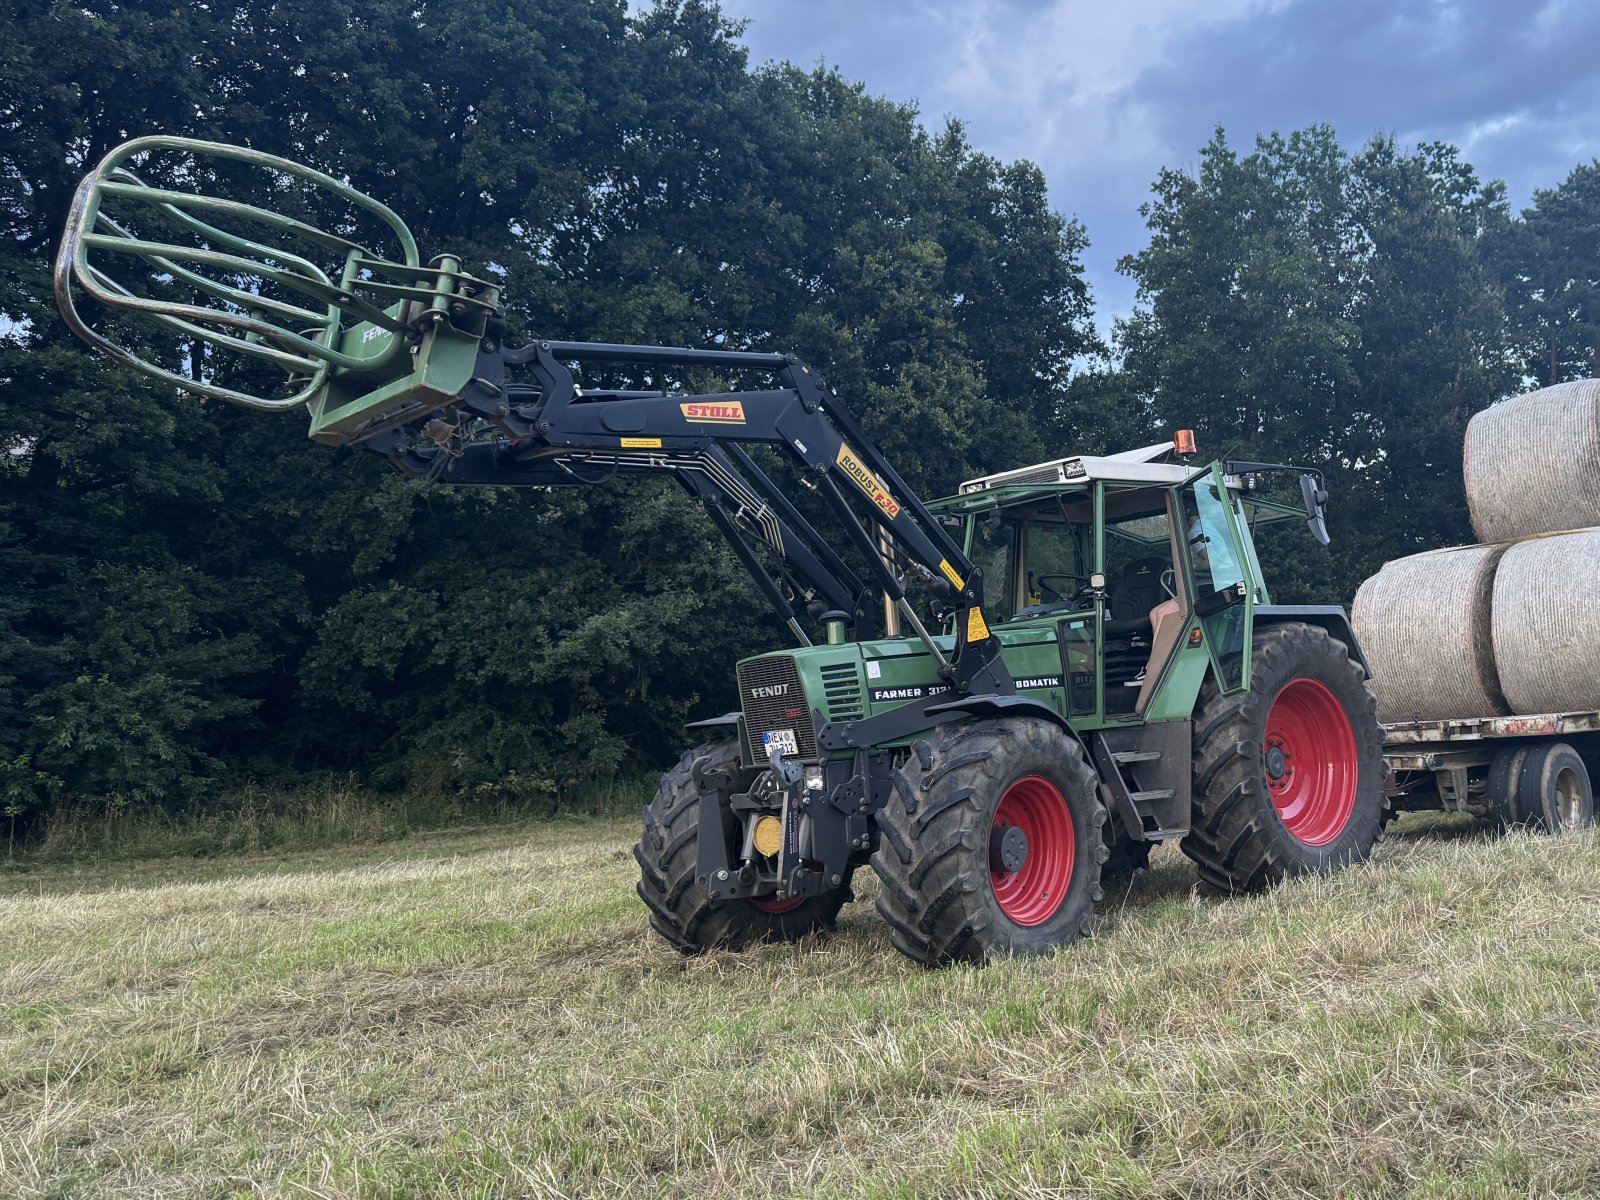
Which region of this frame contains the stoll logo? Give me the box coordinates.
[750,682,791,699]
[680,401,747,424]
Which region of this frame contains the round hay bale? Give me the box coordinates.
[1464,379,1600,543]
[1491,528,1600,715]
[1352,543,1509,724]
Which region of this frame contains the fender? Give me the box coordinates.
[923,694,1085,749]
[1253,605,1370,676]
[684,711,742,733]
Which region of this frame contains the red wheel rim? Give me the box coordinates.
[749,894,805,914]
[990,776,1075,926]
[1263,678,1358,846]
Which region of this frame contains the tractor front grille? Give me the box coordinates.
[737,655,818,765]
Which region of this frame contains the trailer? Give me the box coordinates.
[1382,712,1599,832]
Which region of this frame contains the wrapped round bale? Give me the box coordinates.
[1464,378,1600,543]
[1352,543,1510,724]
[1491,529,1600,714]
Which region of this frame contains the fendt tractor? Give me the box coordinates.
[56,138,1387,965]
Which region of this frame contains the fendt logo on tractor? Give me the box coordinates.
[58,134,1403,971]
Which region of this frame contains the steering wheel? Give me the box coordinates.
[1035,572,1090,603]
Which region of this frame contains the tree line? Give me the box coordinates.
[2,0,1597,826]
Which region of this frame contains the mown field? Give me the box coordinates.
[2,814,1598,1199]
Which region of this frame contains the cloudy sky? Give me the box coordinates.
[716,0,1600,330]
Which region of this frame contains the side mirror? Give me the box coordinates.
[1300,473,1331,546]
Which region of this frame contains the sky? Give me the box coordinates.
[715,0,1600,332]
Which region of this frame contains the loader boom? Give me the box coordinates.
[55,135,1013,696]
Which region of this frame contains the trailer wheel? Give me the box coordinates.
[634,739,851,953]
[1513,743,1593,833]
[871,718,1106,966]
[1488,746,1534,828]
[1183,622,1387,894]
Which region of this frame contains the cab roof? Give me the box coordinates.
[928,443,1301,527]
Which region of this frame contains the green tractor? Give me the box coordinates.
[56,137,1387,966]
[646,448,1385,964]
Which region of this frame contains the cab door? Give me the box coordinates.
[1177,464,1254,693]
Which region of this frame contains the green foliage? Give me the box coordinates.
[0,0,1098,825]
[1116,126,1515,603]
[1496,160,1600,385]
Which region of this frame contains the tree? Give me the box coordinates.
[1,0,1100,823]
[1496,161,1600,386]
[1117,126,1513,604]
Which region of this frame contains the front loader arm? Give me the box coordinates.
[367,334,1013,693]
[54,135,1014,696]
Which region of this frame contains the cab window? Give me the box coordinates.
[1022,520,1088,608]
[1182,478,1244,595]
[971,516,1015,626]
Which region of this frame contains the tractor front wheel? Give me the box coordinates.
[872,718,1106,966]
[1182,623,1387,894]
[634,739,851,953]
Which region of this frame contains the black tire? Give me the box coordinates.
[634,739,851,953]
[1101,809,1153,880]
[1488,745,1534,828]
[1515,743,1594,833]
[871,718,1107,966]
[1183,622,1387,894]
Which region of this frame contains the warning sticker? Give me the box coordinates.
[620,437,662,448]
[966,607,991,643]
[680,401,746,424]
[938,559,965,589]
[835,445,902,519]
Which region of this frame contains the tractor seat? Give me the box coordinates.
[1103,556,1168,638]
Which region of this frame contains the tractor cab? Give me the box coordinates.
[930,438,1310,724]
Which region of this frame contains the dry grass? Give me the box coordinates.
[2,814,1598,1198]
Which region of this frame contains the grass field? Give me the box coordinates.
[3,814,1598,1199]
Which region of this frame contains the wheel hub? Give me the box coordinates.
[1262,678,1358,847]
[990,823,1030,874]
[988,776,1075,927]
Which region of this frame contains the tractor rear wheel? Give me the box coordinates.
[1182,623,1386,894]
[871,718,1106,966]
[634,739,851,953]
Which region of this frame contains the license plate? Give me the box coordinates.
[761,729,799,759]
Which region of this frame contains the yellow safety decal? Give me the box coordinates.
[835,444,903,519]
[938,558,965,589]
[966,607,990,643]
[680,401,746,424]
[620,437,662,448]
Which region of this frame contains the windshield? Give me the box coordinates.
[972,511,1092,624]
